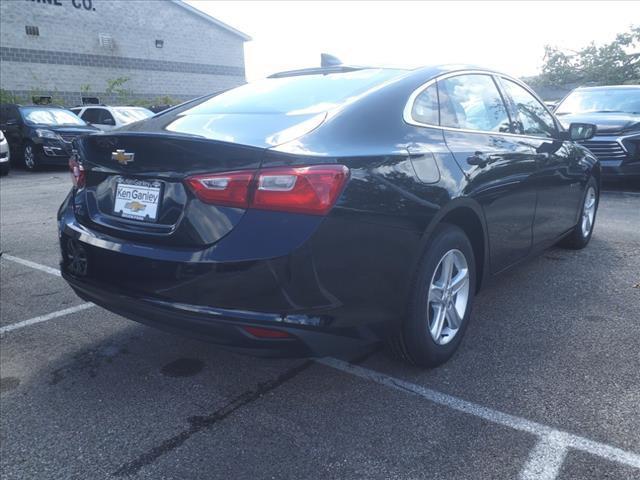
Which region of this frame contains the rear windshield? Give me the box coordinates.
[183,69,406,115]
[21,107,87,126]
[556,89,640,115]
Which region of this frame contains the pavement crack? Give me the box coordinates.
[32,290,63,298]
[113,360,313,477]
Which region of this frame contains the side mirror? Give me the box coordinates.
[568,123,596,141]
[6,118,18,126]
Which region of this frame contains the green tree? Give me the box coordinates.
[0,89,24,104]
[105,76,132,104]
[539,25,639,86]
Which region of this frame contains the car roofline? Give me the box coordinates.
[268,65,409,79]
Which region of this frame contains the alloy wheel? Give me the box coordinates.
[24,144,35,170]
[427,249,470,345]
[581,186,596,237]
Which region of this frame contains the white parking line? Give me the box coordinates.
[2,254,61,277]
[0,303,94,335]
[318,357,640,479]
[1,254,96,334]
[519,432,569,480]
[602,190,640,197]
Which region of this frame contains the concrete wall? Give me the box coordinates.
[0,0,247,105]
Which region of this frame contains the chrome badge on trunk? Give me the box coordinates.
[112,149,135,165]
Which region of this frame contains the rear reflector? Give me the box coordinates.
[242,326,293,339]
[185,164,349,215]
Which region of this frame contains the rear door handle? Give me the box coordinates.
[467,152,490,167]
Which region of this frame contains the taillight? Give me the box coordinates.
[185,165,349,215]
[68,154,85,188]
[254,165,349,215]
[242,326,293,339]
[185,171,254,208]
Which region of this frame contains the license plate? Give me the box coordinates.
[113,181,162,221]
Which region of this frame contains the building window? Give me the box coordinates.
[155,40,164,48]
[25,26,40,36]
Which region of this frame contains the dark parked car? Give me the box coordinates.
[0,104,98,171]
[555,85,639,181]
[58,65,600,367]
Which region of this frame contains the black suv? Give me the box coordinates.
[0,104,98,171]
[555,86,640,181]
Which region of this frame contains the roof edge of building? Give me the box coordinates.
[171,0,252,41]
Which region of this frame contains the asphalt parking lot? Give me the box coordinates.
[1,169,639,480]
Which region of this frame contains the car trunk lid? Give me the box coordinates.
[75,133,265,248]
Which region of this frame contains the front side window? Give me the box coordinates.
[502,79,556,138]
[100,110,116,125]
[21,108,86,126]
[411,84,439,125]
[438,74,511,133]
[81,108,103,124]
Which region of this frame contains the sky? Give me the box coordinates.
[187,1,639,82]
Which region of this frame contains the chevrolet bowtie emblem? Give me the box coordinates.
[112,149,135,165]
[124,201,146,212]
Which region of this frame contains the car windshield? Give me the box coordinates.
[182,68,407,115]
[555,89,640,115]
[111,107,154,124]
[21,107,87,126]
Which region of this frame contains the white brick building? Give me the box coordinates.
[0,0,250,106]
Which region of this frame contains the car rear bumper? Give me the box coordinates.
[62,270,377,357]
[58,193,385,357]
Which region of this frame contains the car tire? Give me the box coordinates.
[387,224,476,367]
[23,142,38,171]
[558,177,598,250]
[0,163,9,176]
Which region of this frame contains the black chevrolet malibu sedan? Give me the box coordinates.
[58,64,600,367]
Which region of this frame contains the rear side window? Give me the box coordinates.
[438,74,511,133]
[100,110,115,125]
[501,79,556,138]
[411,84,439,125]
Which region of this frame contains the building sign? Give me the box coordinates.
[26,0,96,12]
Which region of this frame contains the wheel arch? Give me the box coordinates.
[591,159,602,191]
[418,198,489,293]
